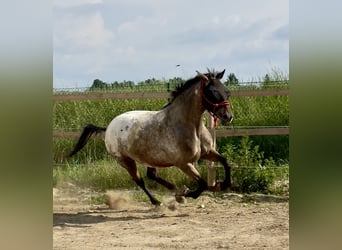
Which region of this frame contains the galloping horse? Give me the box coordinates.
[69,69,233,205]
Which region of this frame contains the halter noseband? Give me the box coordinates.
[200,77,230,127]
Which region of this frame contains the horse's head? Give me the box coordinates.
[197,69,233,125]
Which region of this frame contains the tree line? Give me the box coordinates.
[89,73,286,90]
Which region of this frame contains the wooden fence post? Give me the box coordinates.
[207,113,216,188]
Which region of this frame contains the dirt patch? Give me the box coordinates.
[53,184,288,249]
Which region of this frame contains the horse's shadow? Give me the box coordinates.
[53,209,189,227]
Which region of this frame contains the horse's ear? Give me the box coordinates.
[216,69,226,80]
[196,70,209,85]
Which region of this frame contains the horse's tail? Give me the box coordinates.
[69,124,106,157]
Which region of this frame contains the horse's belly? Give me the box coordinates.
[130,134,201,167]
[132,143,182,167]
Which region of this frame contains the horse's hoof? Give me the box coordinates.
[175,195,186,203]
[152,200,162,206]
[176,185,190,196]
[175,185,189,203]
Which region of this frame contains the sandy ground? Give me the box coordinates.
[53,184,288,249]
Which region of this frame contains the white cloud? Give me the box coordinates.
[54,11,114,51]
[54,11,115,83]
[53,0,288,87]
[53,0,102,9]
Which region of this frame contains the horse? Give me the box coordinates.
[69,69,234,205]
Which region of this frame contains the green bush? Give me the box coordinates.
[233,167,276,194]
[221,135,286,194]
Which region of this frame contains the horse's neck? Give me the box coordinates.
[165,83,204,130]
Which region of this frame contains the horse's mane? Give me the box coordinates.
[161,76,199,109]
[164,69,219,108]
[171,76,199,100]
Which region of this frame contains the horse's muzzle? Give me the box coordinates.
[212,105,233,126]
[220,115,233,126]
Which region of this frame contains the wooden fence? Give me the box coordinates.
[53,88,288,101]
[52,126,289,139]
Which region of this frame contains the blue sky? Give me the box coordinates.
[53,0,288,89]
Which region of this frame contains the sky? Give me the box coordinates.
[53,0,288,89]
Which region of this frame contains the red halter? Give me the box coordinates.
[200,78,230,128]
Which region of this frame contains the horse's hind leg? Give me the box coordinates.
[117,158,161,206]
[146,167,176,191]
[201,149,232,191]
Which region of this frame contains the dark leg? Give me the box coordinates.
[118,158,161,206]
[201,149,232,191]
[217,154,232,190]
[146,167,176,191]
[135,178,161,206]
[184,178,207,199]
[178,163,207,199]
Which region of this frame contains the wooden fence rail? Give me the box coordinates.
[53,88,289,101]
[53,92,169,101]
[52,126,289,139]
[215,127,289,137]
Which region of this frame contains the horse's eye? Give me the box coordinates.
[209,89,221,101]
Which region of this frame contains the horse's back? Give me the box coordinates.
[107,110,156,130]
[105,110,156,154]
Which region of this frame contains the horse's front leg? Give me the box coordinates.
[201,149,233,191]
[177,163,207,200]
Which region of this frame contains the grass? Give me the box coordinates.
[53,160,289,196]
[53,161,134,191]
[53,161,208,192]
